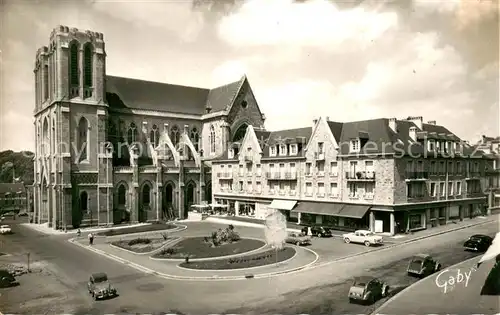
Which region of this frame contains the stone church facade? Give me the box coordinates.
[32,25,266,229]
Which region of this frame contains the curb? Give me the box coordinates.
[109,237,182,256]
[149,237,268,262]
[371,255,481,315]
[174,246,300,272]
[204,217,302,233]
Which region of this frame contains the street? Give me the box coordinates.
[0,218,498,314]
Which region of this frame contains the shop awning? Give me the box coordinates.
[269,199,297,211]
[337,204,371,219]
[292,201,344,216]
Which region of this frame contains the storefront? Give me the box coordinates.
[292,201,371,231]
[268,199,298,222]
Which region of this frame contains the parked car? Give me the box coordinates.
[301,225,333,238]
[87,272,117,300]
[18,212,29,217]
[407,254,441,277]
[342,230,383,246]
[0,225,12,234]
[348,276,390,304]
[463,234,493,252]
[285,232,311,246]
[0,269,18,288]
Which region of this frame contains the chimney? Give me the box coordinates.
[388,118,397,132]
[409,126,417,141]
[427,120,436,125]
[326,116,330,122]
[405,116,423,130]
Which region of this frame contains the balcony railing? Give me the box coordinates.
[217,172,234,179]
[406,171,429,180]
[265,172,298,180]
[114,166,133,173]
[83,87,93,98]
[70,85,79,98]
[244,156,254,164]
[466,172,481,178]
[345,171,376,180]
[314,152,325,160]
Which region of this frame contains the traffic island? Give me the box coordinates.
[151,237,266,260]
[111,236,180,254]
[179,247,296,270]
[97,223,177,236]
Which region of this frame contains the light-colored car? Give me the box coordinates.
[0,225,12,234]
[87,272,117,300]
[342,230,383,246]
[285,232,311,246]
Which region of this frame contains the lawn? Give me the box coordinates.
[179,247,296,270]
[97,223,176,236]
[111,237,174,253]
[152,237,265,259]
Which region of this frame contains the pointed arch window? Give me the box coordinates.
[43,65,49,101]
[170,125,180,147]
[83,43,93,87]
[80,191,88,212]
[210,125,216,153]
[78,117,89,162]
[150,124,159,148]
[42,118,49,156]
[69,42,79,86]
[117,185,126,205]
[190,127,199,151]
[51,117,56,154]
[127,122,138,144]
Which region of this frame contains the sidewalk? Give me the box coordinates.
[21,222,150,235]
[70,236,319,280]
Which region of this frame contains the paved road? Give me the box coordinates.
[0,218,498,314]
[374,256,499,314]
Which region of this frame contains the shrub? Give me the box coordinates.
[228,224,234,231]
[161,232,169,241]
[228,231,240,242]
[128,238,151,246]
[208,226,240,246]
[161,247,176,255]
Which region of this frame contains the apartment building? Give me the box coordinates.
[0,183,28,214]
[475,135,500,211]
[212,116,490,235]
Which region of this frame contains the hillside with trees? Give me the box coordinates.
[0,150,34,185]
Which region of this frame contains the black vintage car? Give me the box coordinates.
[407,254,441,278]
[463,234,493,252]
[301,226,333,237]
[0,269,18,288]
[348,276,390,304]
[87,272,117,300]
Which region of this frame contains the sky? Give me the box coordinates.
[0,0,499,152]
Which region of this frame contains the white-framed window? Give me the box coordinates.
[318,183,325,197]
[365,160,374,173]
[279,144,287,156]
[246,164,252,174]
[318,142,324,154]
[430,182,436,197]
[247,181,252,193]
[428,140,435,151]
[348,183,358,198]
[317,161,325,175]
[239,164,244,176]
[456,181,462,195]
[270,145,277,156]
[330,183,338,196]
[238,181,243,191]
[210,125,215,153]
[290,182,296,195]
[274,183,279,194]
[439,182,445,197]
[256,182,262,193]
[228,149,234,159]
[279,182,285,195]
[290,144,298,155]
[290,163,296,175]
[256,164,261,176]
[305,162,312,176]
[350,139,360,152]
[306,182,313,195]
[330,161,338,176]
[448,181,453,196]
[365,182,374,196]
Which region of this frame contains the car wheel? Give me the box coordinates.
[344,238,351,243]
[318,233,322,238]
[436,264,441,272]
[383,286,390,297]
[364,241,371,247]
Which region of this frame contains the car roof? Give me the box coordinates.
[413,253,430,258]
[91,272,108,279]
[471,234,489,238]
[355,230,372,233]
[354,276,375,283]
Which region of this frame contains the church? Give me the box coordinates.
[32,25,266,229]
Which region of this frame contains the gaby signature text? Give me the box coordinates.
[435,267,477,293]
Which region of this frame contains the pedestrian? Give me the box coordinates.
[77,228,81,237]
[88,232,94,245]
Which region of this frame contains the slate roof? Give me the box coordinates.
[0,183,26,195]
[105,75,244,115]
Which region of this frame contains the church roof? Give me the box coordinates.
[105,75,245,116]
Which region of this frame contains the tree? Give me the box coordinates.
[0,150,34,184]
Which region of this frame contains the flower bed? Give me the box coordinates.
[179,247,296,270]
[151,237,265,259]
[111,237,170,253]
[98,223,176,236]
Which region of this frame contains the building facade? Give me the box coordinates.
[212,116,492,235]
[0,183,28,214]
[475,135,500,211]
[32,25,265,229]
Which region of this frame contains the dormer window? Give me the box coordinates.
[228,149,234,159]
[279,144,287,156]
[270,145,277,156]
[350,139,360,152]
[318,142,324,154]
[290,144,297,155]
[428,140,435,151]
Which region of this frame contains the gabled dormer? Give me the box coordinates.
[269,145,277,157]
